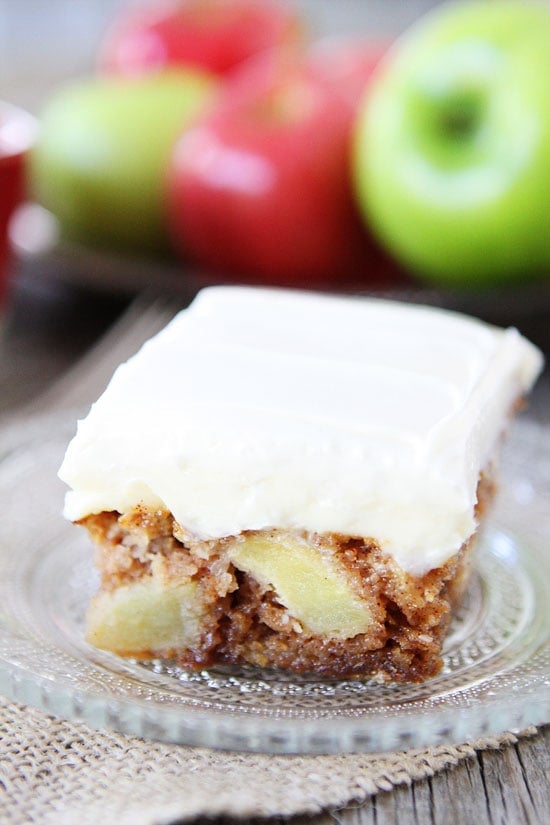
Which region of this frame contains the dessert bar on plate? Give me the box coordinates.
[59,287,543,683]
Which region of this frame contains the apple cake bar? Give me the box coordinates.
[59,287,543,682]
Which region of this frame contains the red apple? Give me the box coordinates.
[166,43,400,289]
[99,0,304,79]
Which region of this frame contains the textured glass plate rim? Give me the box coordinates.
[0,409,548,755]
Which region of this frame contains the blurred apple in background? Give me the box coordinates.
[167,42,399,289]
[353,0,550,288]
[30,70,217,254]
[99,0,304,78]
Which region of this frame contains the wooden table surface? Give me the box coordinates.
[1,2,548,822]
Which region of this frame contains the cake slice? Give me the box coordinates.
[59,287,543,682]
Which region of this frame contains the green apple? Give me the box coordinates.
[30,70,217,253]
[353,1,550,288]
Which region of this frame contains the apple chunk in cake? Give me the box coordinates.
[59,287,543,682]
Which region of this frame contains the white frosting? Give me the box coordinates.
[59,287,543,576]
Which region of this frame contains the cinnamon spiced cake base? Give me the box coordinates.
[80,475,492,683]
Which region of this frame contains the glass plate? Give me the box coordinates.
[0,411,548,754]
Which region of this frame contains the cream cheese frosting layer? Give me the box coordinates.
[59,287,543,576]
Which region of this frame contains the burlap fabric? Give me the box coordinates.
[0,694,535,825]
